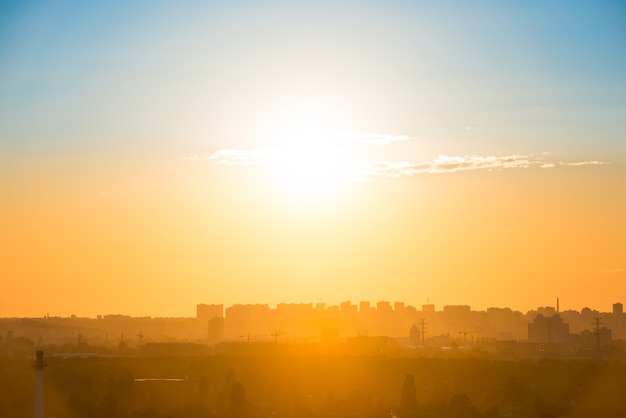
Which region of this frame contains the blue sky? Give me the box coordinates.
[1,1,624,158]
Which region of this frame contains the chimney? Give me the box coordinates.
[34,350,46,418]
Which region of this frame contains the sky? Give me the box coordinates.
[1,1,625,317]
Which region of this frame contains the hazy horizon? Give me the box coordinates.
[1,1,625,318]
[0,297,621,320]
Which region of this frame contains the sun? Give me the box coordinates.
[275,139,350,202]
[267,109,353,205]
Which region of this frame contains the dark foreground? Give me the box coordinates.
[2,354,625,418]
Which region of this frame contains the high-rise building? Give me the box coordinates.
[613,303,623,315]
[422,304,435,314]
[196,304,224,321]
[537,306,556,317]
[208,317,224,344]
[359,301,372,313]
[409,324,420,345]
[376,301,392,313]
[340,301,357,314]
[528,314,569,343]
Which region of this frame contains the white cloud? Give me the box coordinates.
[559,161,606,167]
[352,154,537,178]
[208,132,410,165]
[209,149,278,165]
[208,131,609,180]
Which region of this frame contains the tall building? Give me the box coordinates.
[359,301,372,313]
[537,306,556,317]
[422,304,435,314]
[409,324,420,345]
[208,317,224,344]
[340,301,357,315]
[528,314,569,343]
[613,303,623,315]
[224,304,271,338]
[376,301,392,313]
[196,304,224,321]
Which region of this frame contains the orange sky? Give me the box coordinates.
[1,2,625,317]
[2,151,624,317]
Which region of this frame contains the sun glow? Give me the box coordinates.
[268,109,353,204]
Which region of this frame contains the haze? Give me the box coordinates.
[1,1,625,317]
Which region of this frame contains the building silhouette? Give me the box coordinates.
[399,374,418,417]
[208,317,225,344]
[409,324,420,346]
[613,303,623,315]
[528,314,569,343]
[196,304,223,321]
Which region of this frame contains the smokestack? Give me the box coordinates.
[557,298,560,313]
[34,350,46,418]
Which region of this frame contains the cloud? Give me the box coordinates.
[351,156,610,178]
[209,147,610,178]
[208,131,609,180]
[559,161,606,167]
[208,132,410,166]
[353,154,537,178]
[430,154,534,172]
[210,149,278,165]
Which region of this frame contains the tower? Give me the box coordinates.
[34,350,46,418]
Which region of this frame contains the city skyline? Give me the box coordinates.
[2,300,625,352]
[2,1,625,318]
[1,298,623,320]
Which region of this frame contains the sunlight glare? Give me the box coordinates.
[269,108,353,205]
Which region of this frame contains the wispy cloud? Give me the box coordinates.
[559,161,605,167]
[210,149,278,165]
[208,132,609,180]
[353,154,536,178]
[210,149,609,177]
[208,132,409,165]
